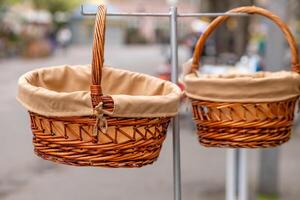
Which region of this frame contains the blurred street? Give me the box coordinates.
[0,44,300,200]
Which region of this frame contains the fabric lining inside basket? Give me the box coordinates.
[17,65,182,117]
[195,71,286,79]
[183,62,300,102]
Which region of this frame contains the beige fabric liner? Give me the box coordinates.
[183,63,300,102]
[17,65,182,117]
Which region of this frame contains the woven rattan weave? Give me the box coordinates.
[192,98,297,148]
[187,6,300,148]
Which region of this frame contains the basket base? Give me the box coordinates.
[196,126,291,148]
[34,149,158,168]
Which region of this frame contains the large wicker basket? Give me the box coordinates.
[17,5,181,167]
[183,6,300,148]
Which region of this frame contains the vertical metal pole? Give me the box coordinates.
[170,6,182,200]
[226,149,237,200]
[227,148,248,200]
[238,149,248,200]
[258,1,286,196]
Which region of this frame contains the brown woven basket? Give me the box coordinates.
[22,5,174,167]
[186,6,300,148]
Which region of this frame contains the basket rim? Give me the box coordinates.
[17,65,182,118]
[183,68,300,103]
[185,70,300,81]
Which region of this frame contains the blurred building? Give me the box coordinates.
[71,4,125,45]
[70,0,198,45]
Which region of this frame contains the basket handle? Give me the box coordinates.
[190,6,300,74]
[91,5,107,108]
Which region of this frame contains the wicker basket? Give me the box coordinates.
[183,6,300,148]
[17,5,181,167]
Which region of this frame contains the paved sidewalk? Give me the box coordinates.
[0,45,299,200]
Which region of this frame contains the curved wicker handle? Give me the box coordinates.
[91,5,107,108]
[190,6,300,74]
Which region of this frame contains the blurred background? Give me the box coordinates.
[1,0,300,200]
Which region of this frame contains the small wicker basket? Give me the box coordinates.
[183,6,300,148]
[17,5,181,167]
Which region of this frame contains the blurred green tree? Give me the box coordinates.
[0,0,22,6]
[0,0,80,12]
[31,0,80,13]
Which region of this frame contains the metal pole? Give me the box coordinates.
[238,149,248,200]
[170,6,182,200]
[81,6,248,17]
[226,149,237,200]
[178,13,248,17]
[258,1,287,197]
